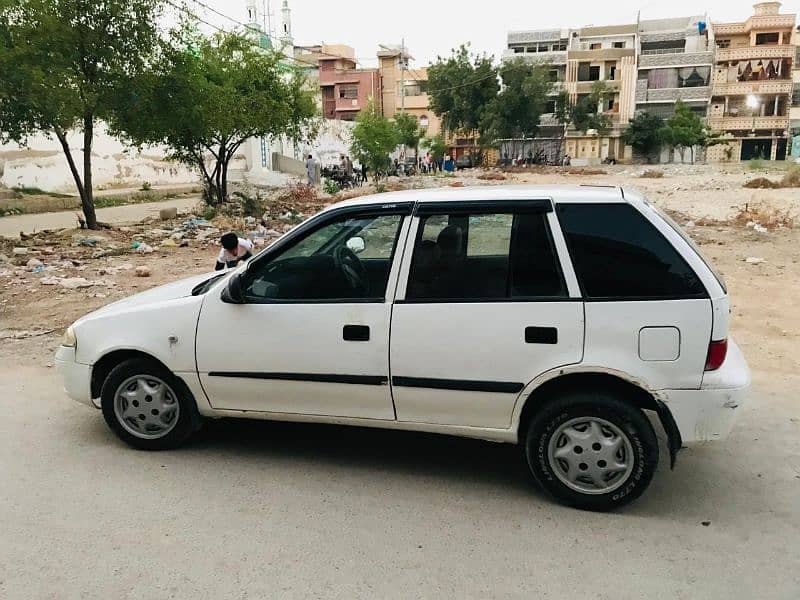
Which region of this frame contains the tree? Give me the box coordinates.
[427,44,499,142]
[570,81,613,135]
[623,112,665,163]
[481,59,552,156]
[658,101,720,164]
[350,98,398,180]
[0,0,164,229]
[113,27,317,205]
[421,134,446,162]
[394,111,423,160]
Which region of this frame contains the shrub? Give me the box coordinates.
[140,181,152,191]
[640,170,664,179]
[734,202,794,229]
[749,158,764,171]
[323,178,341,195]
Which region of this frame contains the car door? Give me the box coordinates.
[195,203,412,419]
[389,199,585,429]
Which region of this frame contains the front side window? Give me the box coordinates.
[406,211,566,301]
[556,203,707,300]
[243,213,404,302]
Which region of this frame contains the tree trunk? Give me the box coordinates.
[82,115,98,229]
[54,127,86,203]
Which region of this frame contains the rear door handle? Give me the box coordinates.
[525,327,558,344]
[343,325,370,342]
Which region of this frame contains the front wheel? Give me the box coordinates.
[101,358,201,450]
[524,392,658,511]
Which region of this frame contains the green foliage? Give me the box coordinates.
[658,101,717,163]
[481,59,552,144]
[0,0,165,228]
[749,157,764,170]
[623,112,665,163]
[394,112,423,155]
[350,98,398,180]
[427,44,499,138]
[11,186,71,198]
[113,26,318,205]
[323,178,341,195]
[421,134,447,161]
[140,181,152,191]
[570,82,613,135]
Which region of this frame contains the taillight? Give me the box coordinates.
[705,339,728,371]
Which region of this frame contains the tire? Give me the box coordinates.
[100,358,201,450]
[524,392,658,511]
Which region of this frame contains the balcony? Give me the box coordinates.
[716,45,795,62]
[713,14,796,36]
[502,49,567,65]
[639,51,714,68]
[708,115,789,130]
[636,85,712,104]
[576,79,620,93]
[335,97,362,112]
[712,80,793,96]
[402,94,429,110]
[568,48,635,61]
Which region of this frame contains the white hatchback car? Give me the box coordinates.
[56,186,749,510]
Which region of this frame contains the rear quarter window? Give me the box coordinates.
[556,203,707,300]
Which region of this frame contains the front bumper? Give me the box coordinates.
[660,339,750,444]
[54,346,97,408]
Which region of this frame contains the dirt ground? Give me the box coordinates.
[0,164,799,598]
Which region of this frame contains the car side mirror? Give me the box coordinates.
[221,273,245,304]
[346,236,366,254]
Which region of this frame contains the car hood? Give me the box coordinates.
[78,271,223,322]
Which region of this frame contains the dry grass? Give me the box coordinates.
[743,166,800,190]
[743,177,782,189]
[640,170,664,179]
[734,202,795,230]
[477,172,507,181]
[565,167,607,175]
[275,183,319,204]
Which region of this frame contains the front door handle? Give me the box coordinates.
[525,326,558,344]
[343,325,370,342]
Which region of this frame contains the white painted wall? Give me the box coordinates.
[0,124,198,193]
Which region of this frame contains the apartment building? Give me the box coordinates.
[315,46,382,122]
[792,23,800,159]
[378,45,442,136]
[707,2,796,161]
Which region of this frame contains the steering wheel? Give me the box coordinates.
[333,245,369,296]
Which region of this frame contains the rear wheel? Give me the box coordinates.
[524,392,658,511]
[101,358,200,450]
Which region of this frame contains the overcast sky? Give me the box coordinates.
[200,0,797,67]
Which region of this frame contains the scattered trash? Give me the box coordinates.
[134,243,154,254]
[31,265,45,274]
[59,277,94,289]
[160,239,177,248]
[26,258,43,269]
[12,247,29,256]
[40,277,62,286]
[135,266,151,278]
[745,257,765,264]
[0,328,56,340]
[753,224,768,234]
[701,521,711,527]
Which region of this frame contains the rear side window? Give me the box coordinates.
[406,211,566,301]
[557,203,707,300]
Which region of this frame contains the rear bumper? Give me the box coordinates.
[54,346,97,408]
[660,339,750,444]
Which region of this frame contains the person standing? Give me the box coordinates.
[361,161,368,184]
[305,154,317,186]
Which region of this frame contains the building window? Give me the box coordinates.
[545,100,557,113]
[419,115,430,129]
[590,43,602,50]
[716,39,731,49]
[339,85,359,99]
[514,47,524,53]
[548,69,559,82]
[613,41,625,49]
[578,63,601,82]
[755,32,780,46]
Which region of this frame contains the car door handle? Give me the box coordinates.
[525,327,558,344]
[343,325,370,342]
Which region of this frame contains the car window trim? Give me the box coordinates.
[414,198,553,216]
[240,202,414,305]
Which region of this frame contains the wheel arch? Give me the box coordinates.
[514,368,682,466]
[91,349,173,400]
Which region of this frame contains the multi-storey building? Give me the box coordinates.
[316,47,382,122]
[563,24,639,161]
[788,19,800,159]
[378,45,442,137]
[707,2,796,161]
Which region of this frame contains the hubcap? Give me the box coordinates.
[547,417,634,495]
[113,375,180,440]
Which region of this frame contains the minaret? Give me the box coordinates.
[279,0,293,49]
[245,0,259,26]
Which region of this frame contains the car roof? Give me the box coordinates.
[332,184,629,210]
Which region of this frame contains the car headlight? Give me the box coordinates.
[61,326,77,348]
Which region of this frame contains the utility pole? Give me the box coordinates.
[400,38,406,113]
